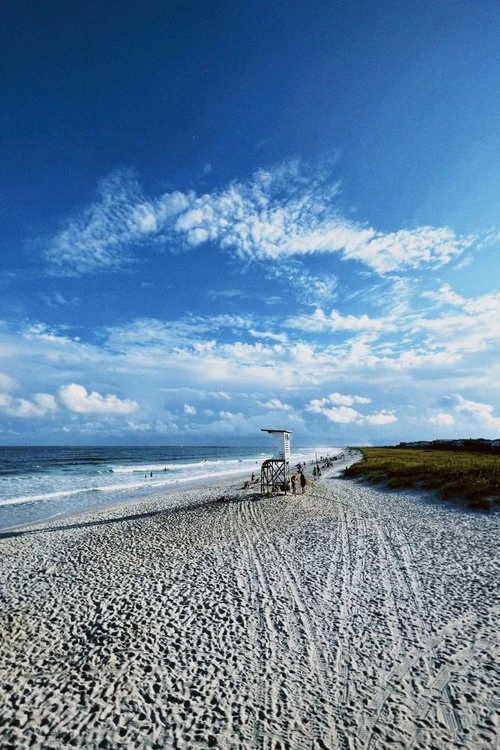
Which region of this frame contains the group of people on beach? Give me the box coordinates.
[289,460,323,495]
[238,452,344,498]
[290,470,307,495]
[241,456,335,496]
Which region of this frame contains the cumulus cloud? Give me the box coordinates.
[307,392,397,425]
[327,392,372,406]
[364,411,399,425]
[3,280,497,440]
[452,395,500,430]
[429,411,456,426]
[59,384,139,414]
[308,403,361,424]
[99,308,479,396]
[184,404,197,415]
[45,161,472,277]
[34,393,58,411]
[0,392,57,418]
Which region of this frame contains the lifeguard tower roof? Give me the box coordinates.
[261,429,292,435]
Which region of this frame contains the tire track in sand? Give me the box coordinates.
[313,486,385,717]
[387,521,466,744]
[240,497,340,749]
[230,497,286,750]
[333,493,371,710]
[352,489,482,748]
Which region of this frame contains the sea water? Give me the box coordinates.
[0,445,341,530]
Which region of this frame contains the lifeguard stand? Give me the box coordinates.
[260,429,292,495]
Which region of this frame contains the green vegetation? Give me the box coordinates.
[344,447,500,510]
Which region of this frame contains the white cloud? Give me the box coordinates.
[34,393,58,411]
[309,403,361,424]
[413,289,500,356]
[364,411,398,425]
[270,263,339,307]
[217,410,245,423]
[98,305,496,398]
[453,395,500,430]
[2,255,500,442]
[429,411,456,426]
[207,288,243,300]
[131,203,158,233]
[394,348,461,369]
[41,292,81,308]
[184,404,197,415]
[2,277,498,440]
[0,392,57,418]
[307,393,397,426]
[328,392,371,406]
[157,387,231,401]
[343,226,470,274]
[292,343,314,364]
[286,308,397,333]
[478,228,500,249]
[258,398,292,411]
[249,328,288,343]
[171,172,471,273]
[422,284,465,307]
[45,169,189,275]
[44,161,472,277]
[59,384,139,414]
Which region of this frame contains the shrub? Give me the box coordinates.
[344,447,500,510]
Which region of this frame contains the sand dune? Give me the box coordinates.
[1,466,498,749]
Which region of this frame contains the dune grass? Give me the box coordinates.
[344,447,500,510]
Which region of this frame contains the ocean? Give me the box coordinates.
[0,445,341,530]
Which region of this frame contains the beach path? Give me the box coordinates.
[1,472,498,749]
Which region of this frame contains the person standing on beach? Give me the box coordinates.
[300,472,306,494]
[291,475,297,494]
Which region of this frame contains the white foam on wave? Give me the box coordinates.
[0,447,344,520]
[0,461,258,508]
[0,486,101,508]
[111,457,261,474]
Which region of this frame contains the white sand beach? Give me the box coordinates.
[1,462,498,749]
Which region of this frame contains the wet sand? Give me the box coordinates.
[1,465,498,749]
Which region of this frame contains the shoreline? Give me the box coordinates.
[1,464,497,748]
[0,445,343,532]
[1,450,350,535]
[0,470,253,535]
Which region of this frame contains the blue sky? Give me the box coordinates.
[1,0,499,446]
